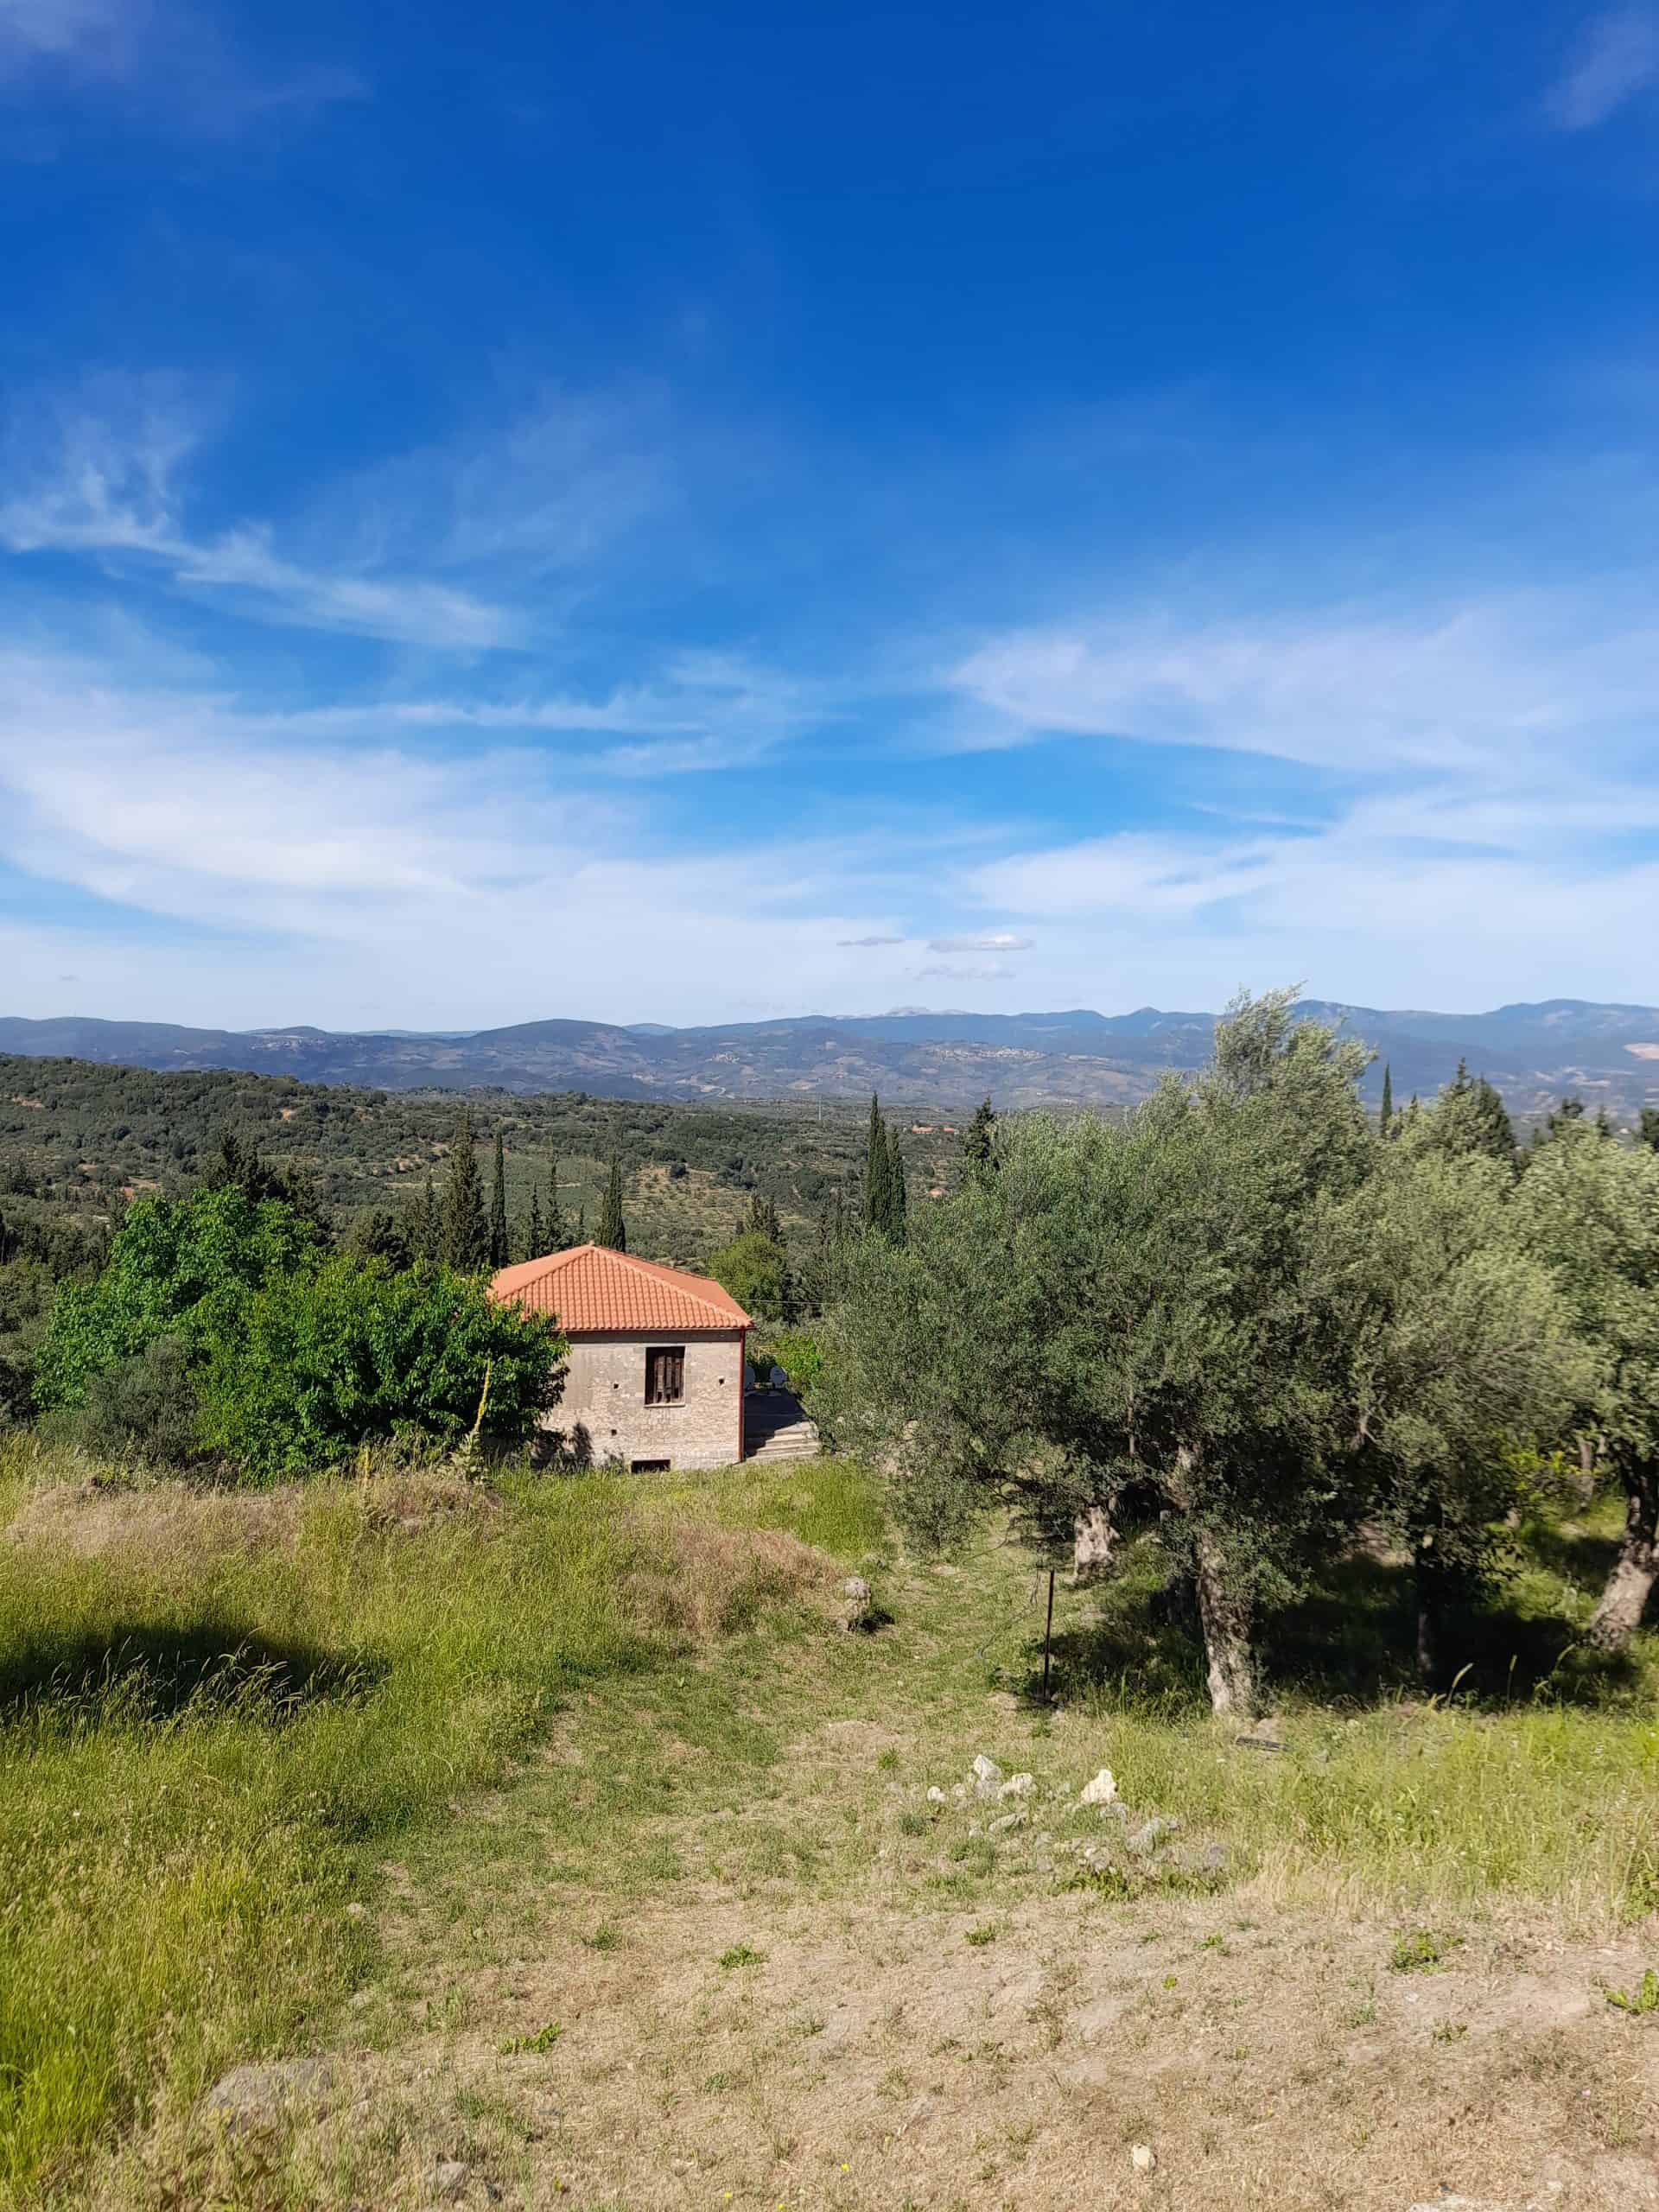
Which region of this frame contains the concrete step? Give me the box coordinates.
[745,1427,821,1462]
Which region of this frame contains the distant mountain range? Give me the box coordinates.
[4,1000,1658,1121]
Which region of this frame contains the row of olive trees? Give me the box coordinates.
[817,990,1659,1715]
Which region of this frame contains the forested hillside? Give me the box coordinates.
[0,1051,969,1254]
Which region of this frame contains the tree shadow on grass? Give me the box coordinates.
[0,1621,382,1726]
[1020,1545,1642,1714]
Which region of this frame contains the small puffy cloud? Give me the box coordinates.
[1548,7,1659,129]
[927,931,1033,952]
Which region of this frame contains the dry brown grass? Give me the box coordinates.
[620,1515,838,1641]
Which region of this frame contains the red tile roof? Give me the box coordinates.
[488,1243,751,1334]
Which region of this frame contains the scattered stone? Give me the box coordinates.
[428,2161,470,2202]
[998,1771,1035,1799]
[199,2058,334,2135]
[1130,2143,1158,2174]
[950,1783,969,1802]
[836,1575,873,1631]
[1079,1768,1117,1807]
[1235,1717,1286,1752]
[987,1809,1027,1837]
[1127,1816,1181,1857]
[925,1785,947,1804]
[969,1753,1003,1798]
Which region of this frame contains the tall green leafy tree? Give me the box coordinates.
[597,1157,627,1252]
[34,1186,321,1410]
[1320,1131,1579,1678]
[707,1229,795,1323]
[439,1111,489,1272]
[1512,1122,1659,1650]
[864,1093,893,1237]
[822,992,1376,1714]
[1378,1064,1393,1135]
[488,1131,510,1268]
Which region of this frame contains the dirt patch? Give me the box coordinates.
[320,1893,1659,2211]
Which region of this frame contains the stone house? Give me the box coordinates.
[489,1242,750,1471]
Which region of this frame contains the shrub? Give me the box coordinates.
[192,1256,567,1478]
[70,1335,201,1467]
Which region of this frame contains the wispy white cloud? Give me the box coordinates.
[1548,7,1659,128]
[0,382,516,648]
[0,0,365,131]
[0,645,926,1026]
[947,595,1659,775]
[838,933,906,947]
[927,931,1033,953]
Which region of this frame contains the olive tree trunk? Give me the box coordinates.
[1587,1463,1659,1654]
[1193,1523,1258,1718]
[1071,1503,1116,1583]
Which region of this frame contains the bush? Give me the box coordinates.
[192,1256,567,1478]
[71,1336,201,1467]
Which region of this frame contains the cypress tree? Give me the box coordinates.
[413,1173,441,1262]
[598,1156,627,1252]
[524,1185,544,1262]
[1379,1064,1393,1135]
[963,1096,997,1174]
[439,1109,488,1271]
[487,1130,509,1268]
[544,1154,570,1250]
[887,1122,908,1244]
[864,1093,892,1236]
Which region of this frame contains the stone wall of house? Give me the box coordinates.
[555,1329,746,1471]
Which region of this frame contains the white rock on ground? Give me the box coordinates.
[997,1771,1035,1798]
[969,1752,1003,1798]
[1078,1767,1117,1806]
[925,1784,947,1803]
[199,2058,335,2134]
[1130,2143,1158,2174]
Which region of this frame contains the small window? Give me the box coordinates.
[631,1458,671,1473]
[645,1345,685,1404]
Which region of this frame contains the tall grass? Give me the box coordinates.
[0,1438,847,2204]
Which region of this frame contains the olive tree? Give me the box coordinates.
[822,992,1374,1716]
[1511,1122,1659,1650]
[1319,1134,1580,1680]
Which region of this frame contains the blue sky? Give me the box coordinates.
[2,0,1656,1028]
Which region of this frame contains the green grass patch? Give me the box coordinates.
[0,1442,868,2205]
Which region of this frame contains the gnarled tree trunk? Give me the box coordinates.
[1587,1463,1659,1654]
[1193,1523,1258,1718]
[1071,1503,1116,1583]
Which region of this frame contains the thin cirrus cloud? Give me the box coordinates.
[945,596,1659,776]
[1547,6,1659,128]
[927,932,1033,953]
[0,0,365,130]
[0,376,679,650]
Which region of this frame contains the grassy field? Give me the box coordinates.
[2,1439,1657,2209]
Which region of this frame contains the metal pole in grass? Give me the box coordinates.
[1041,1567,1056,1702]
